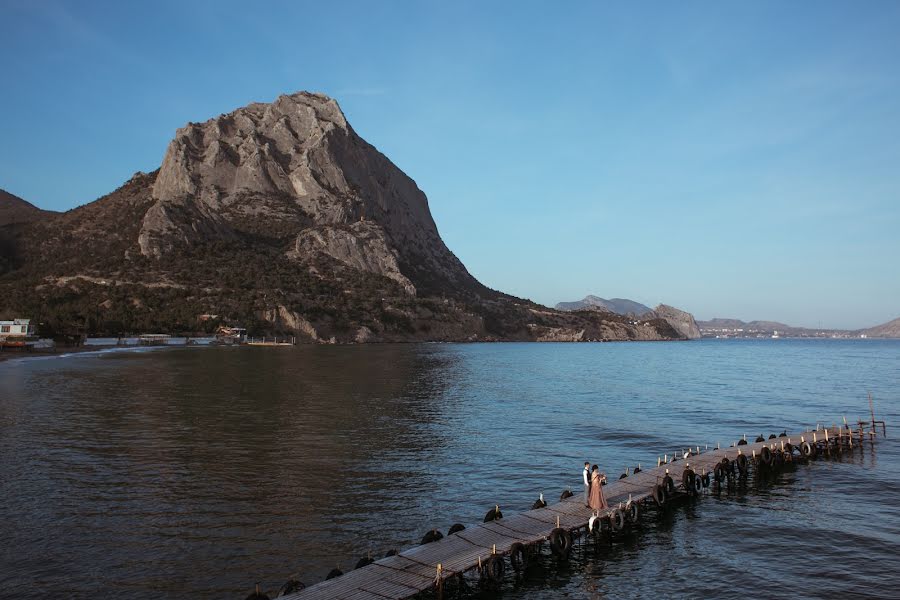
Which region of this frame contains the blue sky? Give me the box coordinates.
[2,1,898,329]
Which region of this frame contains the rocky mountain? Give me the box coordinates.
[653,304,701,339]
[0,92,692,343]
[555,295,652,316]
[859,317,900,338]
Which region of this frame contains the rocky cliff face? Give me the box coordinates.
[653,304,701,339]
[139,92,475,296]
[0,91,691,343]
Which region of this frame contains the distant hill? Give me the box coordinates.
[698,318,791,331]
[555,295,653,316]
[859,317,900,338]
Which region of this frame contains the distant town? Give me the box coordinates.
[698,320,871,339]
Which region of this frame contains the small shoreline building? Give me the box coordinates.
[0,319,36,347]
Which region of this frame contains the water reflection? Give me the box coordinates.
[1,340,898,599]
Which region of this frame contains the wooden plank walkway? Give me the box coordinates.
[286,426,850,600]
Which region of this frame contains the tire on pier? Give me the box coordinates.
[736,454,749,477]
[448,523,466,535]
[755,435,766,443]
[663,474,676,495]
[484,506,503,522]
[549,527,573,558]
[325,568,343,580]
[354,556,374,569]
[619,472,628,479]
[760,446,774,467]
[509,542,529,572]
[481,554,505,584]
[701,473,711,488]
[560,489,574,501]
[611,508,626,533]
[769,434,777,439]
[737,439,748,446]
[588,515,602,535]
[693,473,703,494]
[682,469,696,494]
[384,549,398,557]
[801,441,815,458]
[532,497,547,510]
[714,462,726,483]
[422,529,444,544]
[633,466,642,474]
[626,501,640,523]
[652,484,667,507]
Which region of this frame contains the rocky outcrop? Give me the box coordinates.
[653,304,701,339]
[141,91,477,295]
[259,305,319,341]
[290,221,415,295]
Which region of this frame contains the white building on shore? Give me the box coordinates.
[0,319,35,338]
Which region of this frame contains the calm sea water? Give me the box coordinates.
[1,339,898,599]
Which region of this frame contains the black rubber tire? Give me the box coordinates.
[627,501,639,523]
[737,439,748,446]
[769,434,777,439]
[560,489,574,501]
[354,556,374,569]
[325,568,343,580]
[702,473,711,488]
[682,469,695,493]
[246,592,270,600]
[653,483,667,506]
[422,529,444,544]
[736,454,749,476]
[633,467,642,474]
[276,580,305,597]
[611,508,626,533]
[801,441,814,458]
[714,463,725,483]
[663,475,675,495]
[755,435,765,443]
[384,549,397,557]
[693,473,703,493]
[482,554,505,582]
[532,498,547,510]
[549,527,573,558]
[779,431,788,437]
[588,515,602,535]
[448,523,466,535]
[509,542,528,572]
[484,507,502,522]
[761,446,773,467]
[619,472,628,479]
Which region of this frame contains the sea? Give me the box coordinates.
[1,339,898,599]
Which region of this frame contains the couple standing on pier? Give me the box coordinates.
[583,461,608,512]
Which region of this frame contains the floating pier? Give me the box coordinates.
[273,417,885,600]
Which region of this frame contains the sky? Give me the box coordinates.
[1,1,898,329]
